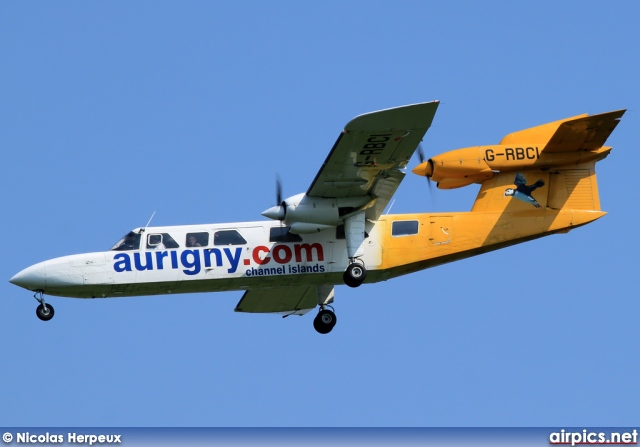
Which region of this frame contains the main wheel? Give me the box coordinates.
[313,309,336,334]
[343,263,367,288]
[36,303,55,321]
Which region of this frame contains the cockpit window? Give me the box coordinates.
[110,232,141,251]
[186,232,209,247]
[146,233,179,249]
[213,230,247,245]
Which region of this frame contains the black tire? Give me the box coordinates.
[319,309,337,327]
[313,309,336,334]
[343,263,366,288]
[313,316,330,334]
[36,303,55,321]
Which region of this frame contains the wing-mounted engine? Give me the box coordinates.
[262,101,440,291]
[412,109,625,189]
[261,193,373,234]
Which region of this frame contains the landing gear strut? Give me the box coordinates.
[313,306,337,334]
[34,290,54,321]
[343,260,367,288]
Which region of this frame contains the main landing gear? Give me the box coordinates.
[341,211,367,288]
[313,306,337,334]
[34,290,54,321]
[343,260,366,288]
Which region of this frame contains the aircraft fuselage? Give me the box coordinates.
[10,207,604,300]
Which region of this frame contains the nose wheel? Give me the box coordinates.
[34,291,55,321]
[343,261,366,288]
[313,307,337,334]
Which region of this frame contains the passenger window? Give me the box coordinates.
[269,226,302,243]
[146,233,179,249]
[186,232,209,247]
[213,230,247,245]
[391,220,419,237]
[110,232,141,251]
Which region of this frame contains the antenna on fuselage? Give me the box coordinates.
[385,199,396,215]
[141,211,156,233]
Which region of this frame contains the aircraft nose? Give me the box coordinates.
[9,263,46,291]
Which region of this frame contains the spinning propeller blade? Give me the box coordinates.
[416,143,435,205]
[261,175,286,221]
[276,174,283,206]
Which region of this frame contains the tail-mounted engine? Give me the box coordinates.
[412,147,493,189]
[411,109,624,189]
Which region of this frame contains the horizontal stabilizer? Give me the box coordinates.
[500,109,625,152]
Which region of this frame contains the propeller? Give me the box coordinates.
[416,143,434,193]
[415,143,436,207]
[276,173,283,206]
[417,143,426,164]
[261,175,286,221]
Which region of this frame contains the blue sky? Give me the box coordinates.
[1,1,638,427]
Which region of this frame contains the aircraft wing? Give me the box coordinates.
[306,101,439,221]
[234,285,334,315]
[543,109,625,152]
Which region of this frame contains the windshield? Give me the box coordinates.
[110,231,141,251]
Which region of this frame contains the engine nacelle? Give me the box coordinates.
[262,193,345,234]
[289,222,336,234]
[262,193,374,233]
[282,193,339,231]
[412,147,493,189]
[435,176,484,190]
[412,144,612,190]
[412,109,623,189]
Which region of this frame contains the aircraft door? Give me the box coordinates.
[262,225,334,277]
[304,227,335,274]
[429,216,453,246]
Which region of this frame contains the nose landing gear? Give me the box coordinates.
[313,306,337,334]
[34,290,55,321]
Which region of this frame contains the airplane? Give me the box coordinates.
[9,101,625,334]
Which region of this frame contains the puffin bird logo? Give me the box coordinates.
[504,172,545,208]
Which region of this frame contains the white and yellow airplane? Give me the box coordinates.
[9,101,624,334]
